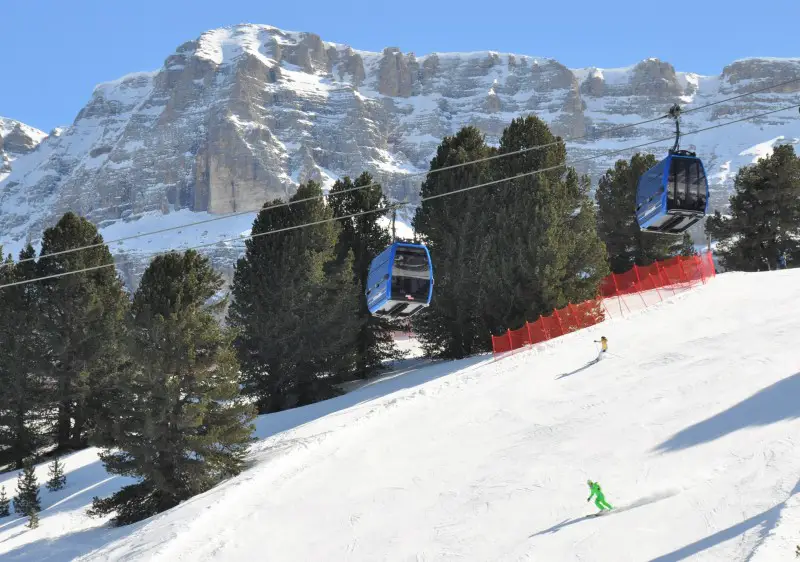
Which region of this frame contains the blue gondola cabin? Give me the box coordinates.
[636,152,709,234]
[365,242,434,319]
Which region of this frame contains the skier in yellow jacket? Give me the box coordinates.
[594,336,608,353]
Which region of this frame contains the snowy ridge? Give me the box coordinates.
[730,56,800,66]
[0,117,48,197]
[0,118,47,145]
[2,269,800,560]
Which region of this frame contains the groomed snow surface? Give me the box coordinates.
[3,269,800,561]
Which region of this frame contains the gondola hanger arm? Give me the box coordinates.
[669,104,682,153]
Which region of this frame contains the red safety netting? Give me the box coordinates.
[492,252,716,356]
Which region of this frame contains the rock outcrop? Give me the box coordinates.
[0,117,48,174]
[1,24,799,289]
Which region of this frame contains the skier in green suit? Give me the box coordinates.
[586,480,614,512]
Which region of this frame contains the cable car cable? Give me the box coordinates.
[7,76,799,270]
[1,101,797,291]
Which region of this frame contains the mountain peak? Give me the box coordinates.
[0,117,47,149]
[0,117,48,176]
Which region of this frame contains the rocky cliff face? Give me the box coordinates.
[1,25,799,289]
[0,118,48,176]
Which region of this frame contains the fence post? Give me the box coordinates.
[651,273,664,302]
[632,264,648,308]
[707,251,716,277]
[654,260,667,287]
[594,299,605,325]
[656,261,677,296]
[600,296,614,321]
[676,257,690,285]
[526,321,533,346]
[507,329,513,351]
[540,315,550,340]
[692,254,705,284]
[553,309,565,336]
[567,303,578,329]
[609,273,630,315]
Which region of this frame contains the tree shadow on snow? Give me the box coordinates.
[529,490,677,538]
[253,355,489,439]
[0,452,136,528]
[0,451,137,557]
[654,372,800,453]
[648,478,800,561]
[0,520,144,562]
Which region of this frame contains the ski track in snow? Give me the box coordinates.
[2,270,800,560]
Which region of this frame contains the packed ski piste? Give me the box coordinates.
[0,267,798,560]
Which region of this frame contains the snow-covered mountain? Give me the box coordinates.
[1,24,799,288]
[2,268,800,560]
[0,117,48,179]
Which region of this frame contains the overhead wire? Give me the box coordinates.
[1,101,798,291]
[6,75,800,269]
[680,76,800,115]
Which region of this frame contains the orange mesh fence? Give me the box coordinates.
[492,252,716,356]
[491,331,514,354]
[610,267,640,295]
[528,318,549,344]
[574,300,605,327]
[541,314,564,339]
[556,308,577,334]
[509,326,531,349]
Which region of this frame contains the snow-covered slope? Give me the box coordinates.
[1,23,799,290]
[0,118,47,153]
[2,268,800,561]
[0,117,48,181]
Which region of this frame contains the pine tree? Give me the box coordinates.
[328,172,398,378]
[26,507,39,529]
[228,181,360,412]
[13,457,41,515]
[46,456,66,491]
[0,246,49,469]
[595,153,685,273]
[0,486,10,517]
[37,212,129,451]
[677,232,697,257]
[485,115,609,331]
[413,118,610,356]
[89,250,255,526]
[706,144,800,271]
[412,126,498,358]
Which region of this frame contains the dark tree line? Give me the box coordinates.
[0,212,129,469]
[0,179,403,524]
[227,177,398,413]
[595,153,695,273]
[0,213,257,525]
[596,144,800,275]
[706,144,800,271]
[411,117,609,358]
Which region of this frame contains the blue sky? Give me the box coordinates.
[4,0,797,132]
